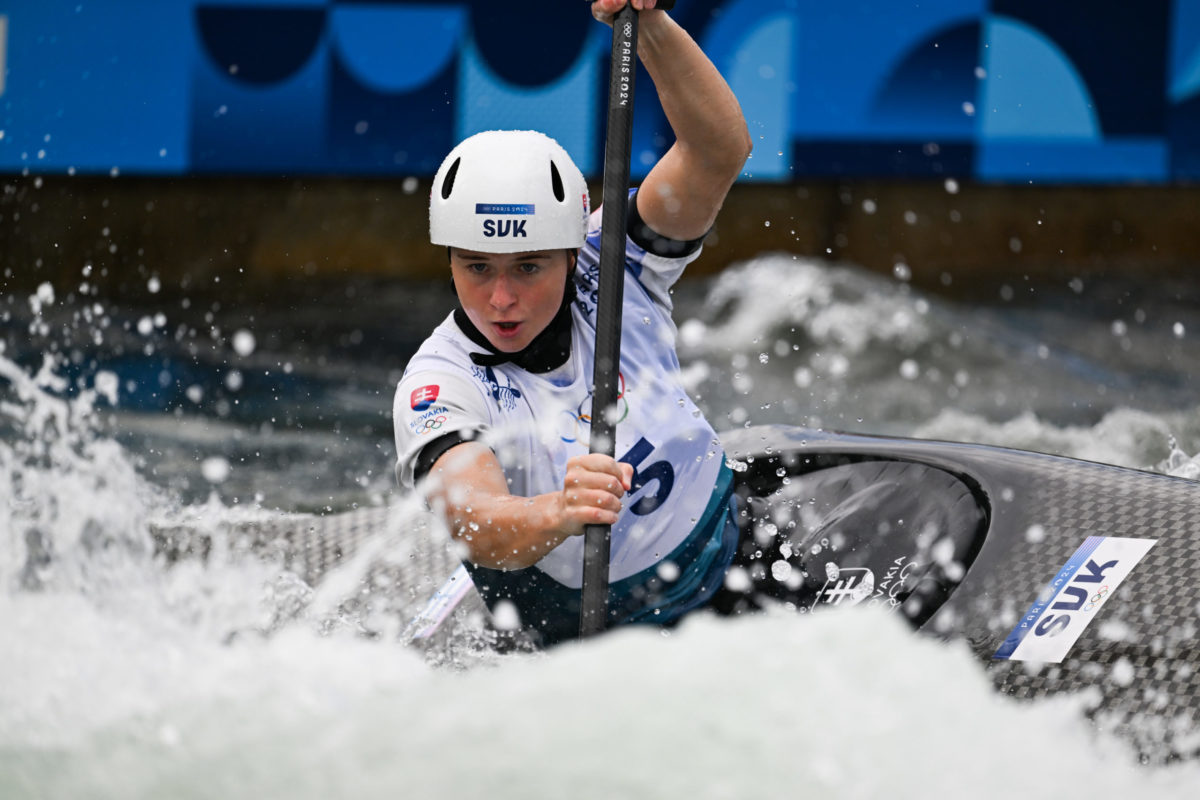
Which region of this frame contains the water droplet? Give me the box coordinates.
[723,567,752,592]
[201,456,231,484]
[232,329,256,357]
[657,561,680,582]
[492,600,521,631]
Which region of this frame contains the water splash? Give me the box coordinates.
[0,350,484,751]
[679,255,930,357]
[672,255,1200,440]
[914,406,1200,476]
[5,259,1200,793]
[0,352,160,592]
[1163,437,1200,480]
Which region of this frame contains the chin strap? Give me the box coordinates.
[454,272,578,374]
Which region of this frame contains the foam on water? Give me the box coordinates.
[915,407,1200,477]
[0,353,160,593]
[675,254,1200,453]
[4,259,1200,797]
[6,607,1200,799]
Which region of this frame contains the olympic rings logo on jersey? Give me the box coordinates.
[559,373,629,444]
[408,404,451,436]
[414,414,448,435]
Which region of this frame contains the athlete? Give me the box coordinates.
[393,0,752,645]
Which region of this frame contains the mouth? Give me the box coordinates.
[491,321,522,339]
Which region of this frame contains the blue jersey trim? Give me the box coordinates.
[616,464,737,625]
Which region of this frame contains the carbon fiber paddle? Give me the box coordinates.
[580,0,675,638]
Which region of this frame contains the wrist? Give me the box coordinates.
[636,9,674,51]
[541,491,576,540]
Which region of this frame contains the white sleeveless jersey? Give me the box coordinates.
[394,208,726,589]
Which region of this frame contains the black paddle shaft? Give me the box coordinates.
[579,3,640,638]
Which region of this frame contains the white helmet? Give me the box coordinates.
[430,130,590,253]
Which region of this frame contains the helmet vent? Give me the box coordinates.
[441,157,461,200]
[550,160,566,202]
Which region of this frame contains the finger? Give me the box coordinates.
[566,453,629,481]
[561,503,619,536]
[573,506,621,528]
[565,469,628,499]
[564,488,624,516]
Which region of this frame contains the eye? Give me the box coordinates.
[464,262,489,275]
[517,261,541,275]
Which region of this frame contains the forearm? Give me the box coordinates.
[425,443,631,571]
[442,490,571,570]
[638,12,752,183]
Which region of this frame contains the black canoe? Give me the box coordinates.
[149,424,1200,760]
[721,425,1200,762]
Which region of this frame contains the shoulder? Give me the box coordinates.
[397,317,490,413]
[581,190,705,289]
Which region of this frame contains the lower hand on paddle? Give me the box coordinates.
[560,454,635,535]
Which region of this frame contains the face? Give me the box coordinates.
[449,249,572,352]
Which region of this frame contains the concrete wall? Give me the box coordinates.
[2,177,1198,305]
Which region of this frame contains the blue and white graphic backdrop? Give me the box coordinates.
[2,0,1198,181]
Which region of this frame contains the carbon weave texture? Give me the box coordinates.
[964,457,1200,759]
[153,505,462,623]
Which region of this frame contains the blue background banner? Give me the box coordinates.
[1,0,1198,182]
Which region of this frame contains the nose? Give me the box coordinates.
[489,275,517,310]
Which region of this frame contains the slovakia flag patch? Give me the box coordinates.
[411,385,440,412]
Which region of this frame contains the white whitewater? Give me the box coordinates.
[3,255,1200,797]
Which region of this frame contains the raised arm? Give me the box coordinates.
[424,442,634,570]
[592,0,752,241]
